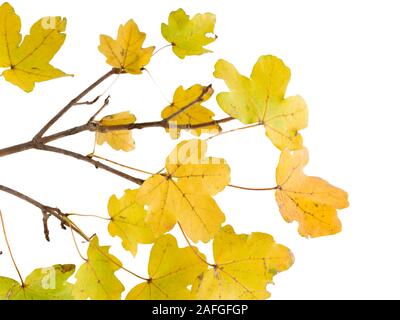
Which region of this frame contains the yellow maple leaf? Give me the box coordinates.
[73,236,125,300]
[0,264,75,300]
[161,84,220,139]
[191,225,294,300]
[161,9,217,59]
[126,234,207,300]
[108,189,155,256]
[136,139,230,243]
[214,55,308,150]
[275,148,349,237]
[96,111,136,152]
[0,2,70,92]
[99,19,154,74]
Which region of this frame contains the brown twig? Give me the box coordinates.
[88,96,111,122]
[36,145,145,185]
[0,185,90,241]
[42,210,51,242]
[0,118,235,158]
[75,95,101,106]
[34,68,119,139]
[94,116,234,132]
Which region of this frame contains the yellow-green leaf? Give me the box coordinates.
[96,111,136,152]
[275,148,349,237]
[161,84,220,139]
[0,3,70,92]
[162,9,216,59]
[108,189,155,256]
[137,139,230,243]
[191,225,294,300]
[99,19,154,74]
[0,264,75,300]
[214,55,308,150]
[73,236,124,300]
[126,234,207,300]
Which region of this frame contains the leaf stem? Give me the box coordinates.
[92,242,149,281]
[206,122,263,141]
[90,154,155,176]
[151,44,173,57]
[228,184,278,191]
[66,219,88,262]
[0,210,24,285]
[178,222,215,267]
[67,213,111,221]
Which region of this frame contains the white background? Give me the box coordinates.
[0,0,399,300]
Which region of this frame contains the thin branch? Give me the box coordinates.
[95,116,235,132]
[34,69,119,139]
[0,185,90,241]
[0,118,235,158]
[228,184,278,191]
[0,210,24,285]
[42,210,51,242]
[75,95,100,106]
[88,95,111,122]
[37,145,144,185]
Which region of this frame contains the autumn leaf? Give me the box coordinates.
[191,225,293,300]
[126,234,207,300]
[96,111,136,152]
[108,189,155,256]
[162,9,217,59]
[0,2,70,92]
[275,148,349,237]
[137,139,230,243]
[99,19,154,74]
[214,55,308,150]
[73,236,124,300]
[0,264,75,300]
[161,84,220,139]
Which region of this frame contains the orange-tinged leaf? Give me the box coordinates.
[96,111,136,152]
[0,3,70,92]
[137,139,230,243]
[73,236,124,300]
[126,234,207,300]
[214,55,308,150]
[191,225,294,300]
[99,19,154,74]
[108,189,155,256]
[275,148,349,237]
[161,84,220,139]
[162,9,216,59]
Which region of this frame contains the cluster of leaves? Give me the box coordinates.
[0,2,349,300]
